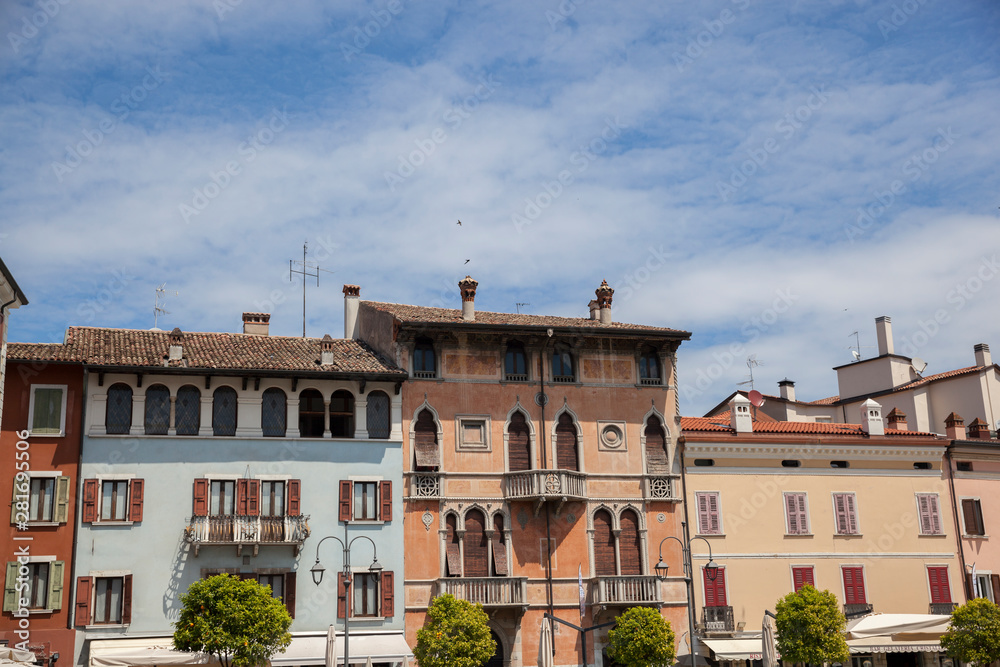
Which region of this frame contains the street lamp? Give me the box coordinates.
[311,532,382,667]
[655,522,721,667]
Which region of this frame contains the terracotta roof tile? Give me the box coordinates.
[892,365,984,391]
[8,327,405,376]
[808,395,840,405]
[680,416,937,437]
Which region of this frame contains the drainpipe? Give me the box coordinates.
[539,335,556,658]
[678,436,698,642]
[68,368,88,634]
[945,446,970,600]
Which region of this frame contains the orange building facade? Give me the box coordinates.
[346,278,692,667]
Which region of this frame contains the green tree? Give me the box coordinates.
[173,574,292,667]
[774,584,850,665]
[414,593,495,667]
[941,597,1000,667]
[607,606,676,667]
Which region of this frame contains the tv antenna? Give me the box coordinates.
[515,302,530,314]
[847,330,875,362]
[153,283,178,329]
[736,355,762,390]
[289,241,336,338]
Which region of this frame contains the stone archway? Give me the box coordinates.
[485,629,505,667]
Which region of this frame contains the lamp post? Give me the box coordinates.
[654,521,719,667]
[311,532,382,667]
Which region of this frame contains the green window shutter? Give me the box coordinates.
[10,481,18,524]
[32,388,63,434]
[48,561,65,610]
[3,562,19,612]
[55,477,71,523]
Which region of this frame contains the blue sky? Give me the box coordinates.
[2,0,999,417]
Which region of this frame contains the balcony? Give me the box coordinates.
[503,470,587,515]
[930,602,957,615]
[185,515,310,556]
[702,605,735,634]
[844,603,874,619]
[592,575,661,610]
[408,473,441,498]
[644,475,680,501]
[438,577,528,611]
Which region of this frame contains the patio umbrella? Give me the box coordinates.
[539,618,554,667]
[762,613,778,667]
[364,657,373,667]
[325,625,337,667]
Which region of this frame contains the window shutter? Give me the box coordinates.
[380,570,394,618]
[555,414,579,471]
[82,479,99,523]
[75,576,93,626]
[48,561,65,610]
[3,562,19,613]
[129,479,144,522]
[835,494,857,534]
[786,495,799,534]
[707,493,720,534]
[10,483,18,524]
[593,511,616,577]
[992,574,1000,603]
[491,533,509,576]
[122,574,133,624]
[927,495,942,534]
[962,499,979,534]
[463,512,489,578]
[644,417,669,474]
[697,493,710,534]
[917,495,932,534]
[193,479,208,517]
[792,567,814,592]
[507,412,531,472]
[55,476,71,523]
[287,480,301,517]
[285,572,296,618]
[380,481,392,521]
[246,480,260,517]
[703,568,727,607]
[237,479,249,515]
[337,572,349,618]
[928,567,951,604]
[966,573,975,599]
[413,410,439,468]
[843,567,866,604]
[619,511,642,576]
[339,481,352,522]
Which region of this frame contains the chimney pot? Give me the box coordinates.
[343,285,361,339]
[168,327,183,361]
[588,300,600,321]
[886,407,907,431]
[729,394,753,433]
[860,398,885,436]
[459,275,478,322]
[777,378,796,402]
[944,412,966,439]
[968,418,991,440]
[975,343,992,367]
[595,279,614,325]
[875,316,894,356]
[242,312,270,336]
[321,334,335,365]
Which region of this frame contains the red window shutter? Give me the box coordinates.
[619,511,642,576]
[129,479,144,522]
[380,480,392,521]
[703,568,727,607]
[75,576,93,626]
[928,567,951,604]
[246,480,260,517]
[285,572,296,619]
[122,574,133,624]
[337,572,349,618]
[380,570,394,618]
[555,414,579,471]
[463,511,489,578]
[82,479,98,523]
[339,481,352,522]
[287,480,301,517]
[843,567,866,604]
[193,479,208,517]
[793,567,814,592]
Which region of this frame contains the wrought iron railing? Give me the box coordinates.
[552,375,575,383]
[505,374,529,382]
[438,577,528,607]
[930,602,957,615]
[640,377,662,386]
[844,603,874,619]
[186,515,310,546]
[503,470,587,501]
[702,605,735,632]
[592,576,661,606]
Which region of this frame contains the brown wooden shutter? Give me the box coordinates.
[463,511,489,578]
[593,510,616,576]
[246,480,260,517]
[287,480,301,517]
[644,417,669,474]
[446,516,462,576]
[413,410,439,468]
[237,479,249,515]
[380,481,392,521]
[129,479,144,522]
[555,413,579,471]
[193,479,209,517]
[122,574,133,624]
[75,576,93,626]
[619,510,641,576]
[508,412,532,472]
[966,573,975,600]
[82,479,98,523]
[962,499,979,534]
[285,572,296,618]
[992,574,1000,603]
[339,481,352,521]
[337,572,349,618]
[380,571,394,618]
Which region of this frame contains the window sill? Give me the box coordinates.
[834,533,863,537]
[784,533,814,537]
[28,609,55,615]
[918,533,947,537]
[27,432,65,438]
[90,520,135,526]
[963,534,989,539]
[20,521,61,527]
[695,533,725,537]
[348,519,386,525]
[85,624,129,630]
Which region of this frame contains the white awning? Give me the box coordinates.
[847,637,945,654]
[269,632,413,666]
[846,614,951,640]
[89,638,219,667]
[700,638,764,661]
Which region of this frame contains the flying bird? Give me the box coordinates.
[464,259,470,264]
[457,220,462,225]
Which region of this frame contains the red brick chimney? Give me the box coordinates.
[886,407,907,431]
[968,418,991,440]
[944,412,965,439]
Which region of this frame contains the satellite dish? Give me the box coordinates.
[748,390,765,407]
[912,357,927,373]
[851,350,861,361]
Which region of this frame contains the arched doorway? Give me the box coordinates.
[485,630,504,667]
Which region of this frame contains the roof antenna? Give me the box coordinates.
[153,283,178,330]
[736,355,762,390]
[289,241,336,338]
[515,302,530,314]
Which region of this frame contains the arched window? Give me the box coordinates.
[463,510,488,578]
[367,391,391,439]
[552,344,574,383]
[330,390,355,438]
[644,415,669,474]
[445,514,461,577]
[261,388,286,437]
[640,347,661,385]
[413,337,436,378]
[507,411,532,472]
[175,385,200,435]
[504,342,528,381]
[144,384,170,435]
[413,409,439,470]
[212,386,238,436]
[492,515,509,576]
[555,413,579,471]
[619,509,642,576]
[593,509,616,576]
[299,389,325,438]
[106,384,133,435]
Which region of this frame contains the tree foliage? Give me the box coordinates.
[173,574,292,667]
[774,584,850,665]
[414,594,495,667]
[607,606,677,667]
[941,597,1000,667]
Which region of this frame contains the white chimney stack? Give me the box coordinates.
[975,343,992,367]
[459,276,479,322]
[242,312,270,336]
[729,394,753,433]
[343,285,360,339]
[321,334,335,365]
[860,398,885,436]
[588,299,600,321]
[778,378,796,402]
[875,316,894,356]
[168,327,183,361]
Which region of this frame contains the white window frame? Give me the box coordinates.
[695,491,723,535]
[915,493,944,536]
[974,571,994,602]
[959,496,987,537]
[349,568,385,619]
[27,384,68,437]
[832,492,861,536]
[93,474,137,525]
[348,476,385,523]
[783,492,811,535]
[23,471,62,525]
[23,556,58,613]
[86,570,131,628]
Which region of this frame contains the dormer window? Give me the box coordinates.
[505,342,528,381]
[552,344,574,383]
[639,347,661,385]
[413,338,436,379]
